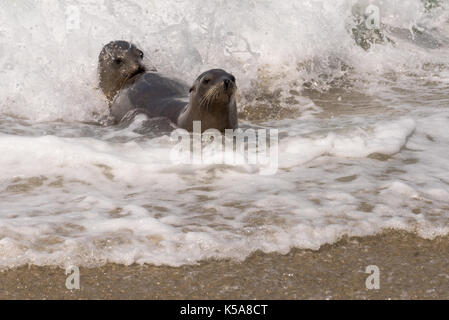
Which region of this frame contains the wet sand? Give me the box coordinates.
[1,230,449,299]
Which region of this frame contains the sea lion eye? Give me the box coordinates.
[230,75,236,82]
[138,50,144,58]
[114,58,123,65]
[202,78,210,84]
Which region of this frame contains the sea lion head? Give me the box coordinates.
[190,69,237,111]
[184,69,238,132]
[98,40,149,102]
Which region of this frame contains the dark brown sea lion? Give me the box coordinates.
[98,41,238,132]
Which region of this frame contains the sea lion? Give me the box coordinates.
[98,40,238,132]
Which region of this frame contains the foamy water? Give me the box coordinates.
[0,0,448,268]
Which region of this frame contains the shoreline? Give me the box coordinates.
[1,230,449,299]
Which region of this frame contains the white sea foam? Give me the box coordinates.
[0,0,448,268]
[1,0,448,120]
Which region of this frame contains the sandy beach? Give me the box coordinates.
[1,230,448,300]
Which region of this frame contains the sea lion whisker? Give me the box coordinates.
[208,87,219,110]
[204,84,222,111]
[200,86,216,111]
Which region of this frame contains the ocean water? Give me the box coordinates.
[0,0,448,268]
